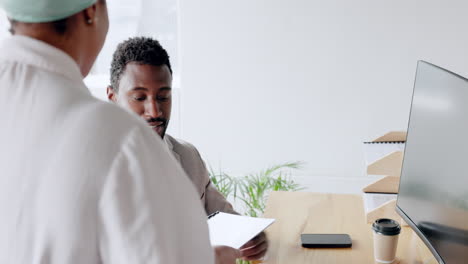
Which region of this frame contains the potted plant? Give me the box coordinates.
[209,162,304,264]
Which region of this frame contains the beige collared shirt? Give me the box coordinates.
[0,36,213,264]
[164,134,237,215]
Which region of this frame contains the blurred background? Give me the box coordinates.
[1,0,468,193]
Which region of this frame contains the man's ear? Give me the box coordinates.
[107,85,117,102]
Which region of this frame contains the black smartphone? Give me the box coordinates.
[301,234,352,248]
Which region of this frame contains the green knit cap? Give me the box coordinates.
[0,0,97,23]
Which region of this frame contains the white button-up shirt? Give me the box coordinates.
[0,36,213,264]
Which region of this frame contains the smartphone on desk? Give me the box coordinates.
[301,234,352,248]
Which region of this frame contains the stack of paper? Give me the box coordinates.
[363,193,398,213]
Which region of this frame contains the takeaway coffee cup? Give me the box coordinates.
[372,218,401,264]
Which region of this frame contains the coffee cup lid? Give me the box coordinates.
[372,218,401,236]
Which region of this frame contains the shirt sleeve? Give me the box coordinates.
[196,152,238,215]
[204,180,238,215]
[97,126,214,264]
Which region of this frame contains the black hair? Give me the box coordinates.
[51,18,68,34]
[9,17,68,35]
[110,36,172,92]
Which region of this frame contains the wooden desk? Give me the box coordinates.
[263,191,438,264]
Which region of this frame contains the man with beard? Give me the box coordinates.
[107,37,268,263]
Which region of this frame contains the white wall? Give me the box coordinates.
[178,0,468,190]
[0,9,9,39]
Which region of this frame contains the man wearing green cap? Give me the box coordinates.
[0,1,214,263]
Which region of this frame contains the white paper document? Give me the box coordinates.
[207,212,275,249]
[363,142,405,165]
[363,193,398,212]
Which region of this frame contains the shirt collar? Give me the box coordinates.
[164,134,174,151]
[163,134,181,163]
[0,35,84,84]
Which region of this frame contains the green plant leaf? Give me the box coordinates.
[208,161,304,217]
